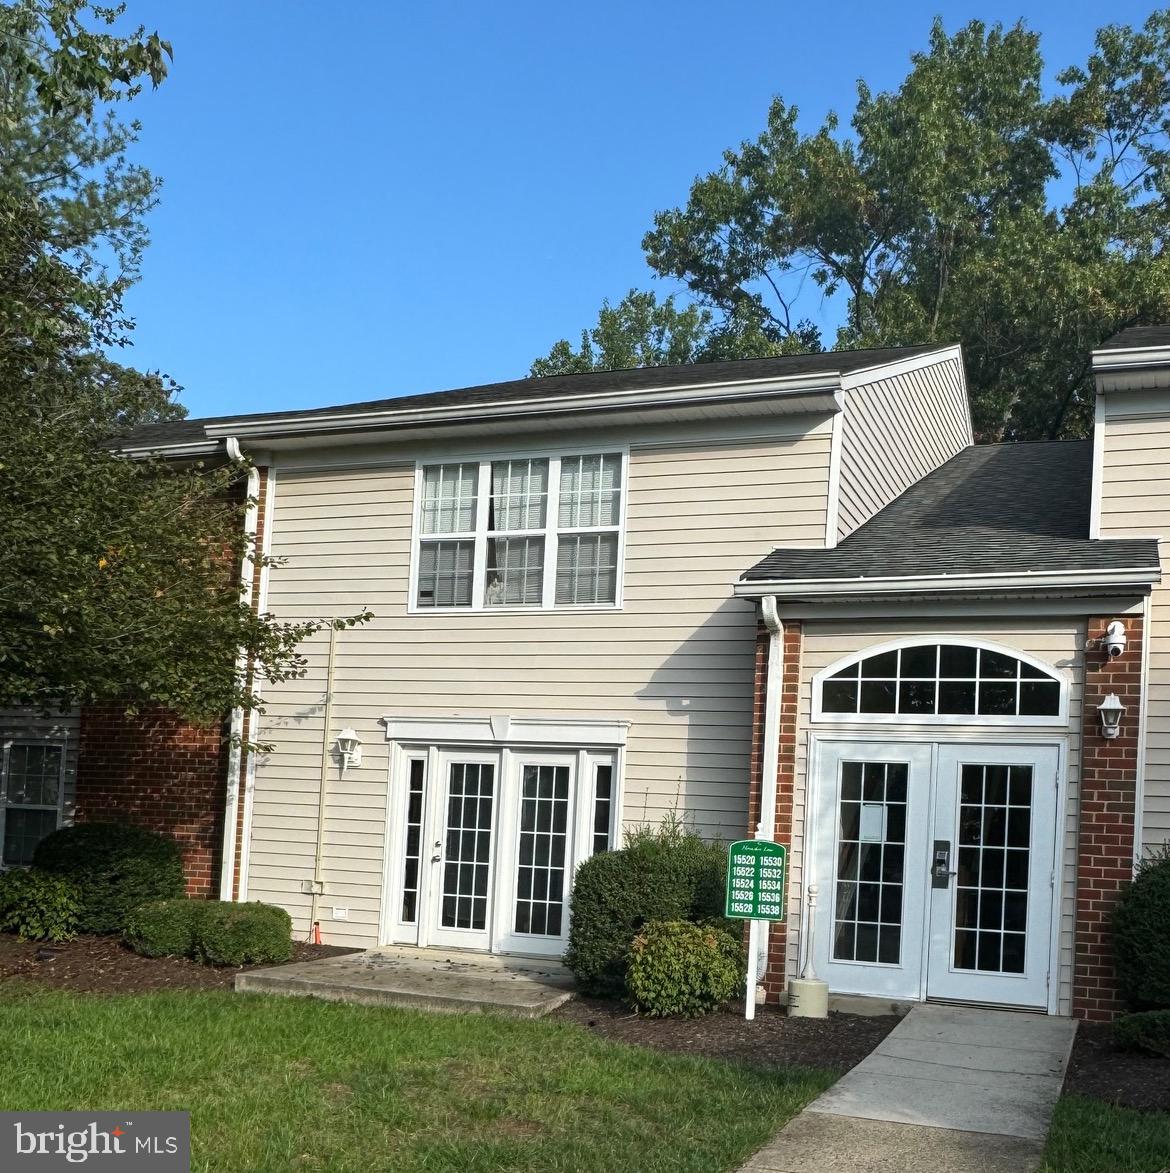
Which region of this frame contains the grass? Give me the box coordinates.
[0,987,832,1172]
[1040,1095,1170,1173]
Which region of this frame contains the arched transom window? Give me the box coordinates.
[817,642,1063,721]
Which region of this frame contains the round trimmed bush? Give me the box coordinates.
[33,822,185,934]
[626,919,745,1017]
[1113,849,1170,1008]
[565,825,729,996]
[124,898,204,958]
[1114,1010,1170,1058]
[193,901,292,966]
[0,868,81,941]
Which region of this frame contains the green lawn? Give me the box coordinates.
[1040,1095,1170,1173]
[0,987,831,1172]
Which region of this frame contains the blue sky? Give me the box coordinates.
[120,1,1160,418]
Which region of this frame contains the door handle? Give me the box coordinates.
[430,853,441,863]
[931,840,953,889]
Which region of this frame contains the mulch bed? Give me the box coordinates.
[1062,1021,1170,1112]
[0,933,357,994]
[553,996,900,1074]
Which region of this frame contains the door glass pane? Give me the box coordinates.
[441,763,494,931]
[832,761,907,964]
[514,764,570,937]
[592,763,613,854]
[952,763,1030,974]
[400,759,425,923]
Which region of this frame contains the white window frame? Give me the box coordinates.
[811,637,1070,728]
[0,738,67,868]
[408,445,629,614]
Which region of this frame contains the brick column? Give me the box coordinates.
[746,616,803,1005]
[1073,615,1143,1020]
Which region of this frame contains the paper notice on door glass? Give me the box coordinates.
[860,802,887,843]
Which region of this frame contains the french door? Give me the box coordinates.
[384,746,615,956]
[812,739,1059,1008]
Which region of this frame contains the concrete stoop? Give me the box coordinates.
[235,946,576,1018]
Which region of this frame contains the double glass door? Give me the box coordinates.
[386,747,615,955]
[812,740,1058,1008]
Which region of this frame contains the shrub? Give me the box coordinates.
[124,898,204,958]
[1114,1010,1170,1058]
[0,869,81,941]
[565,820,729,996]
[33,822,185,934]
[1113,848,1170,1008]
[193,901,292,966]
[626,919,745,1017]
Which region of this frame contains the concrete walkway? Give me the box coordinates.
[235,946,575,1018]
[742,1003,1077,1173]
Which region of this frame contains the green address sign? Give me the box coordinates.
[725,840,787,921]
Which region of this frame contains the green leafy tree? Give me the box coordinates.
[530,289,816,377]
[0,3,369,730]
[553,14,1170,439]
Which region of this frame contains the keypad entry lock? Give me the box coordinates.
[932,840,954,889]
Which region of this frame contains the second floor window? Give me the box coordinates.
[415,452,623,610]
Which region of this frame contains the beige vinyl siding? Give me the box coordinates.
[836,355,972,540]
[247,415,835,945]
[788,618,1084,1017]
[1098,394,1170,853]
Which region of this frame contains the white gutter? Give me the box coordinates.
[735,566,1161,600]
[204,378,846,440]
[120,439,222,460]
[1091,346,1170,374]
[757,597,784,841]
[219,437,260,901]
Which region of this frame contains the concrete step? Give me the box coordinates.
[234,947,576,1019]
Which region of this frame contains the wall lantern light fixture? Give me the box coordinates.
[335,728,363,770]
[1097,694,1126,740]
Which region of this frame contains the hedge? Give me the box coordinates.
[33,822,185,934]
[1113,848,1170,1008]
[0,869,81,942]
[193,902,293,967]
[565,823,729,996]
[124,898,203,958]
[626,919,745,1017]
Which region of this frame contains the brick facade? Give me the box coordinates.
[1073,615,1143,1021]
[746,618,803,1004]
[72,466,271,901]
[74,705,231,896]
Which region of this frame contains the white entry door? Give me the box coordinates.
[383,745,617,955]
[925,744,1058,1007]
[812,739,1059,1008]
[428,752,500,951]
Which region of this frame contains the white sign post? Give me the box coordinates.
[724,839,787,1022]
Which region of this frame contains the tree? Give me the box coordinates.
[0,4,368,731]
[547,14,1170,439]
[530,289,816,377]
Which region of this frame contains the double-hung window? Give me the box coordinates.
[414,451,624,610]
[1,742,65,867]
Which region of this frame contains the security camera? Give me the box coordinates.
[1104,621,1127,659]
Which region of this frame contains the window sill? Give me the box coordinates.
[407,603,623,617]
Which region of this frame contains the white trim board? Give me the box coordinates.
[382,715,630,749]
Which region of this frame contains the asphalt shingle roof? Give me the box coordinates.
[741,441,1160,584]
[1098,324,1170,351]
[119,344,941,446]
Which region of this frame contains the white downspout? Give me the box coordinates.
[219,437,260,901]
[308,623,339,939]
[749,596,784,1008]
[759,596,784,840]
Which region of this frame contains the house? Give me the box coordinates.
[4,328,1167,1022]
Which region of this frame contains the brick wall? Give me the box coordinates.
[72,465,271,901]
[75,705,231,896]
[1073,615,1144,1021]
[746,617,803,1004]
